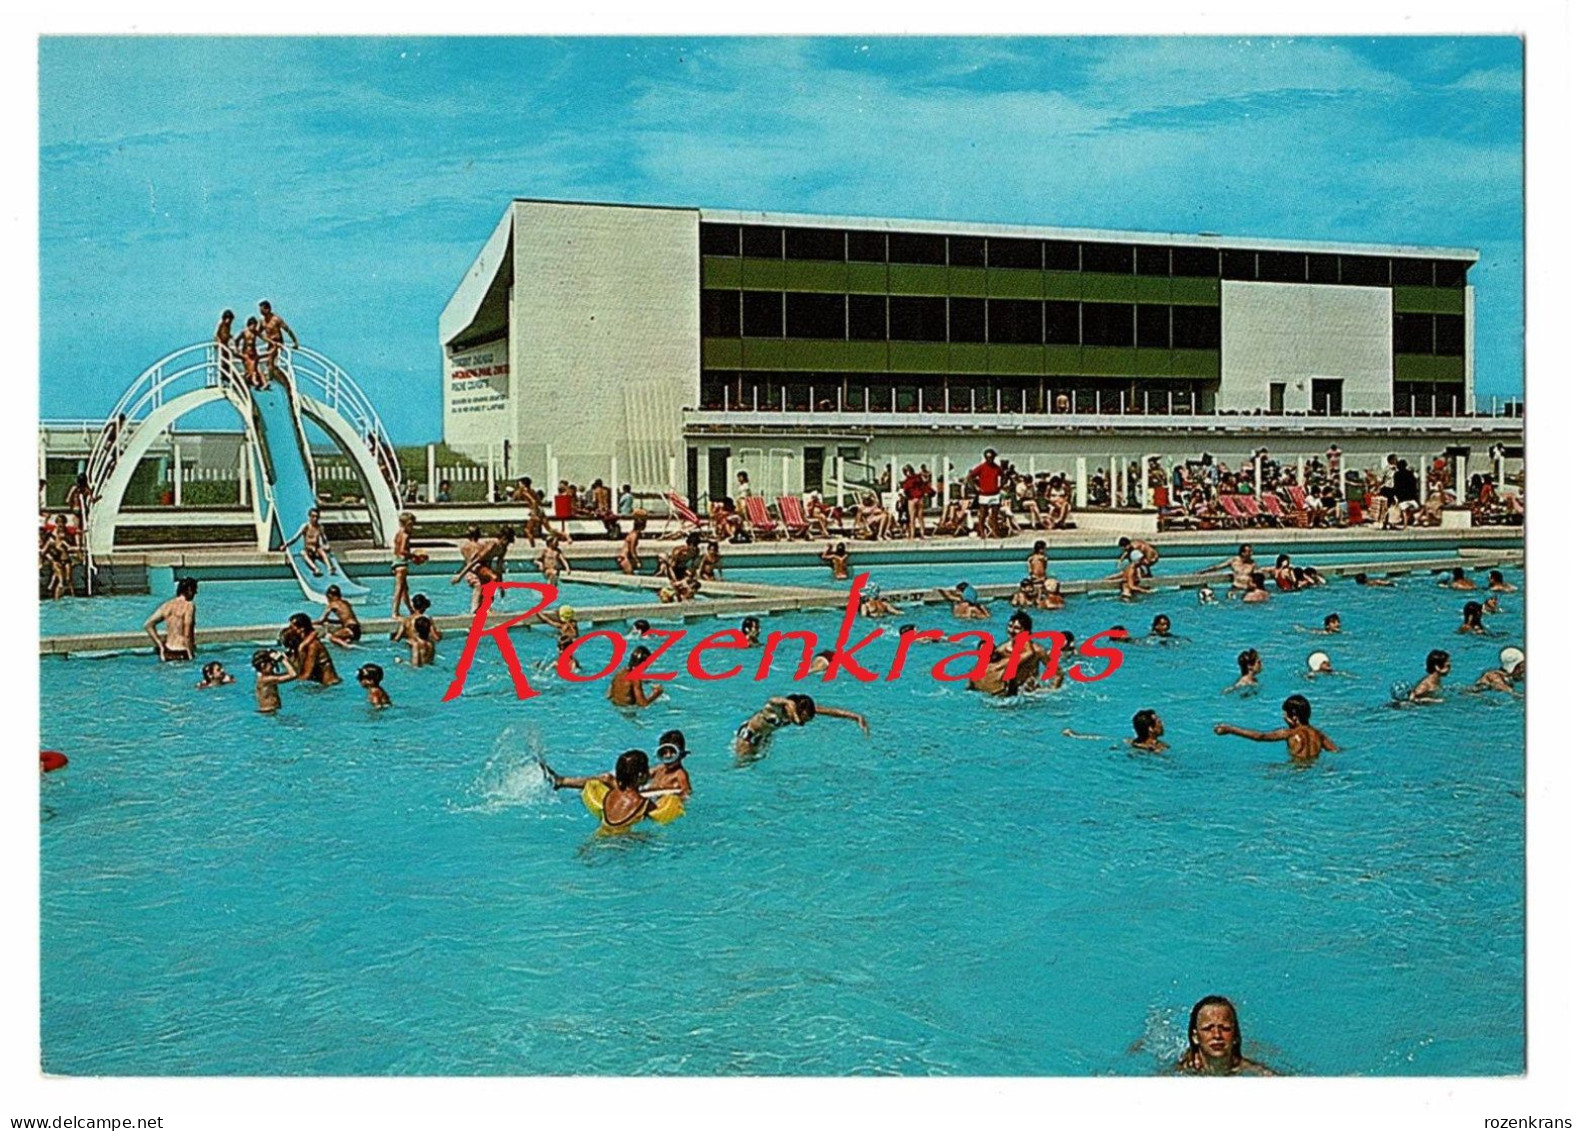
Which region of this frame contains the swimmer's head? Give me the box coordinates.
[559,606,576,623]
[356,663,384,687]
[289,612,313,632]
[201,661,226,682]
[1275,554,1291,568]
[1500,646,1525,674]
[251,649,279,673]
[411,594,431,613]
[898,624,917,636]
[627,646,651,670]
[1451,567,1466,580]
[1061,631,1077,650]
[1354,573,1369,585]
[1426,649,1451,674]
[326,585,342,600]
[656,729,688,765]
[176,576,199,600]
[1033,540,1047,553]
[1248,572,1267,590]
[1007,611,1033,635]
[1238,544,1253,559]
[787,693,817,724]
[1237,649,1261,675]
[1198,587,1215,604]
[1324,613,1341,630]
[1132,709,1163,740]
[1462,601,1483,625]
[1282,694,1313,725]
[1185,995,1244,1065]
[278,626,303,652]
[1307,651,1332,674]
[632,619,651,635]
[1044,578,1062,593]
[614,749,651,790]
[414,616,433,641]
[1490,569,1505,585]
[1152,615,1171,634]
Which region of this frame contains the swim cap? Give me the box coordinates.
[1500,646,1525,673]
[861,581,881,600]
[559,605,576,622]
[1307,651,1331,673]
[1198,587,1215,603]
[960,584,979,604]
[1390,681,1415,703]
[1129,549,1144,562]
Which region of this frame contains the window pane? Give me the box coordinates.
[1435,314,1466,356]
[784,227,847,261]
[848,294,887,340]
[1434,260,1468,288]
[700,223,740,257]
[889,296,947,341]
[1081,242,1134,274]
[1221,249,1258,280]
[987,237,1041,269]
[701,289,740,337]
[1340,255,1390,286]
[1045,300,1080,344]
[948,236,986,268]
[888,232,948,265]
[1082,302,1134,347]
[847,231,887,262]
[1044,240,1081,271]
[987,299,1042,344]
[1307,254,1340,284]
[949,297,985,343]
[1393,313,1434,354]
[1136,303,1170,348]
[1170,246,1219,277]
[1392,257,1434,286]
[742,291,784,337]
[1172,305,1220,349]
[786,292,846,339]
[741,225,784,259]
[1135,245,1170,276]
[1259,250,1306,283]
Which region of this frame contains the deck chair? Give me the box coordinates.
[660,491,706,539]
[741,495,782,540]
[776,495,812,539]
[1217,494,1251,527]
[1261,493,1294,527]
[1279,486,1313,528]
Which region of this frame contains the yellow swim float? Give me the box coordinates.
[580,780,684,834]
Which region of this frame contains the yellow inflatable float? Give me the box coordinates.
[581,780,685,834]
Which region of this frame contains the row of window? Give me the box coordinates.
[698,372,1211,415]
[1393,313,1467,357]
[702,290,1222,350]
[699,223,1470,288]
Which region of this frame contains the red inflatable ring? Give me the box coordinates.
[40,750,68,773]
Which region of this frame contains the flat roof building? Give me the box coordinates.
[440,199,1517,504]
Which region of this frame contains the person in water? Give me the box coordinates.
[1299,613,1342,635]
[820,542,851,581]
[1473,648,1525,696]
[144,576,199,661]
[1442,566,1477,591]
[938,581,990,619]
[740,616,762,646]
[1214,694,1337,762]
[1410,649,1453,702]
[1353,572,1394,588]
[1128,709,1168,753]
[252,649,298,714]
[1175,996,1274,1076]
[648,729,692,799]
[1225,648,1262,692]
[409,616,437,667]
[608,646,664,709]
[1487,569,1517,593]
[1148,614,1174,641]
[546,749,657,832]
[318,584,362,647]
[732,693,868,759]
[1458,601,1489,635]
[288,612,342,686]
[357,662,391,708]
[861,583,902,618]
[195,661,234,689]
[1211,544,1258,591]
[391,593,441,646]
[1242,572,1271,604]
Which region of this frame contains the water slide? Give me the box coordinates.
[248,377,371,605]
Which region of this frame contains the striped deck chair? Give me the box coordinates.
[741,495,782,540]
[661,491,705,539]
[776,495,812,538]
[1261,493,1294,527]
[1281,485,1313,527]
[1217,494,1251,527]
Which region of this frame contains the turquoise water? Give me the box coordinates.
[39,566,1524,1075]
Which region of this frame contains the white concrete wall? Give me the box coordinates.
[512,202,699,489]
[1219,281,1394,413]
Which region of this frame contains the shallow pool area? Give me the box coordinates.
[39,564,1525,1076]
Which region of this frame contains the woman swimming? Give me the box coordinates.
[1174,996,1274,1076]
[731,693,868,760]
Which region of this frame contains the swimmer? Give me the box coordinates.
[627,618,653,641]
[1409,649,1452,703]
[1483,595,1501,617]
[938,582,990,619]
[820,542,851,581]
[1225,648,1262,692]
[1458,600,1487,635]
[1175,995,1275,1076]
[697,539,724,581]
[808,649,837,674]
[1119,551,1152,600]
[1297,566,1327,588]
[318,584,363,647]
[1242,572,1271,603]
[616,517,647,575]
[545,749,659,832]
[1011,578,1040,609]
[732,693,868,760]
[1116,536,1160,575]
[289,612,342,685]
[1214,693,1337,763]
[1272,554,1298,592]
[659,576,701,603]
[608,646,664,709]
[1354,572,1394,587]
[1211,544,1258,590]
[1148,614,1174,641]
[357,662,391,708]
[1027,540,1049,582]
[1472,648,1525,696]
[536,533,570,586]
[537,606,582,665]
[195,661,235,689]
[861,583,902,618]
[409,617,436,667]
[1107,624,1134,645]
[1442,566,1476,591]
[283,508,331,577]
[391,593,441,645]
[144,576,199,661]
[1306,651,1334,676]
[970,609,1054,696]
[1039,577,1065,611]
[649,730,692,798]
[390,511,428,618]
[740,616,762,646]
[1298,613,1342,635]
[659,532,702,583]
[1488,569,1517,593]
[1128,709,1169,754]
[252,649,298,714]
[1198,587,1216,605]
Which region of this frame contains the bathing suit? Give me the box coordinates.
[345,622,363,642]
[157,646,192,662]
[735,704,791,750]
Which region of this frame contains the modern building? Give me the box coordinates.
[439,199,1520,504]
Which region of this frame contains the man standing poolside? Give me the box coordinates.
[144,576,199,661]
[969,447,1003,539]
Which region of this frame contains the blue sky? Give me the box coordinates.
[39,36,1523,442]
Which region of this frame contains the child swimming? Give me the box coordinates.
[732,693,869,760]
[1225,648,1262,692]
[1458,601,1488,635]
[1409,649,1453,703]
[740,616,762,646]
[318,584,362,647]
[648,729,692,799]
[1214,694,1337,762]
[195,661,235,689]
[357,662,392,708]
[545,749,661,833]
[820,542,851,581]
[252,649,297,714]
[409,617,436,668]
[608,646,664,709]
[938,582,989,619]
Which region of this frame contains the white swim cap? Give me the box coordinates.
[1129,549,1144,562]
[1197,587,1215,603]
[1500,646,1525,673]
[1307,651,1331,673]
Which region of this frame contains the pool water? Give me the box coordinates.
[39,567,1524,1075]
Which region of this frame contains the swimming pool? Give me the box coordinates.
[39,566,1524,1075]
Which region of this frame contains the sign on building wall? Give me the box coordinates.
[443,339,511,448]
